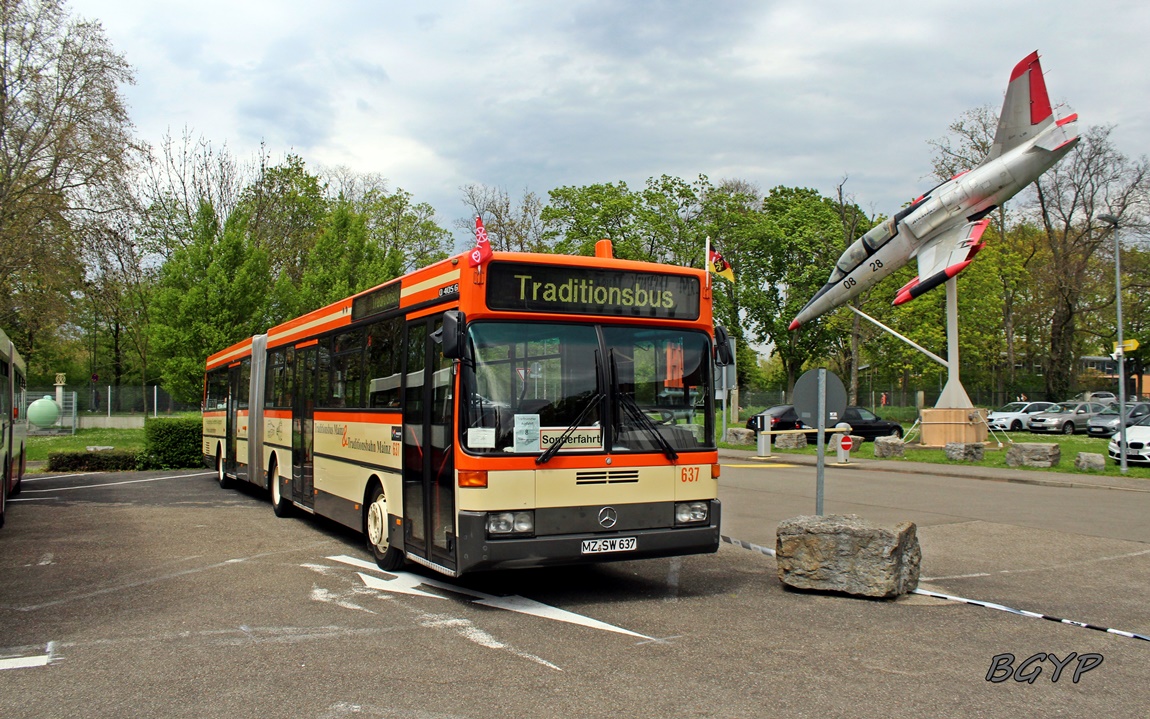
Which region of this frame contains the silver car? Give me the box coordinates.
[1087,402,1150,438]
[987,401,1054,431]
[1027,402,1109,435]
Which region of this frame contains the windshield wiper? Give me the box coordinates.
[535,390,603,465]
[610,351,679,461]
[536,350,603,466]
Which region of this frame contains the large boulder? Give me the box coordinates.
[775,431,808,449]
[775,514,921,598]
[1006,442,1061,468]
[1074,452,1106,472]
[724,427,754,445]
[873,435,905,458]
[945,442,984,462]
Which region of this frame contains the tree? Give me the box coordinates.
[237,152,328,284]
[1029,125,1150,398]
[741,187,845,395]
[0,0,135,374]
[150,202,271,401]
[542,182,640,257]
[459,183,549,253]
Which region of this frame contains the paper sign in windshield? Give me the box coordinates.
[513,414,541,453]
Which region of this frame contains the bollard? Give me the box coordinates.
[836,434,853,463]
[757,430,772,457]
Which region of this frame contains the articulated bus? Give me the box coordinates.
[2,328,29,529]
[204,240,732,576]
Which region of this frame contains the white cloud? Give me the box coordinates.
[68,0,1150,243]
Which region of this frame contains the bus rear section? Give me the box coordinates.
[203,335,267,490]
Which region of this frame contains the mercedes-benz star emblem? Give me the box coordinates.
[598,506,618,528]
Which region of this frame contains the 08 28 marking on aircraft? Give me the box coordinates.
[789,51,1079,330]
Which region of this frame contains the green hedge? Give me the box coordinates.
[140,417,204,470]
[46,450,139,472]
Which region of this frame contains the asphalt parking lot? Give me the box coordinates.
[0,460,1147,718]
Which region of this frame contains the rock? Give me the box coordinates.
[873,435,905,458]
[724,428,754,445]
[1006,442,1061,468]
[1074,452,1106,472]
[945,442,984,462]
[775,431,808,449]
[776,514,921,598]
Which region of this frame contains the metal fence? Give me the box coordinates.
[26,385,198,417]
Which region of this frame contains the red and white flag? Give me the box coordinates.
[468,215,493,268]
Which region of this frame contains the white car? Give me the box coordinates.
[987,401,1054,431]
[1108,414,1150,465]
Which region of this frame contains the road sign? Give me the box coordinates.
[840,435,853,452]
[1113,338,1140,353]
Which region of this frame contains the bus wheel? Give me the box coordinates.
[270,460,293,518]
[366,485,404,571]
[216,448,233,489]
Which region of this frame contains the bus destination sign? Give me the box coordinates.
[486,262,700,320]
[351,281,401,321]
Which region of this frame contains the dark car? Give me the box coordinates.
[839,406,904,442]
[745,404,805,432]
[1086,402,1150,437]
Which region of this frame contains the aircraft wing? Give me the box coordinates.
[894,219,990,305]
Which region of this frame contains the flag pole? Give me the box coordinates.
[705,235,712,290]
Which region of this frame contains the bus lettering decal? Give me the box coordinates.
[493,263,699,319]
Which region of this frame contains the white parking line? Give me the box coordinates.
[20,472,100,482]
[21,472,213,493]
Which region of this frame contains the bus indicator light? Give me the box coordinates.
[458,470,488,488]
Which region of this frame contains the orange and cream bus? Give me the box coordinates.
[2,328,28,529]
[203,240,731,576]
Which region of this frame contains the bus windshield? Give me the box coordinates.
[461,322,714,455]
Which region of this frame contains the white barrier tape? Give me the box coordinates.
[721,534,776,557]
[911,588,1150,643]
[723,533,1150,644]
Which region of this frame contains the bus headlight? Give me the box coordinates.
[675,501,709,525]
[486,511,534,536]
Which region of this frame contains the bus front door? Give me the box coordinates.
[402,316,456,573]
[225,364,240,478]
[291,345,316,510]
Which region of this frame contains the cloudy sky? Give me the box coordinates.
[70,0,1150,248]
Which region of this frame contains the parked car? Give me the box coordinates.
[1108,413,1150,465]
[839,406,903,441]
[1087,402,1150,437]
[1074,391,1116,403]
[1027,402,1109,434]
[987,401,1055,431]
[745,404,806,432]
[812,406,903,443]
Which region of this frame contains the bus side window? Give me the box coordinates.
[365,317,403,409]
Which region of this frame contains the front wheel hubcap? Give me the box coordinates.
[367,497,387,548]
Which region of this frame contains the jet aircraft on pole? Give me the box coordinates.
[789,52,1079,331]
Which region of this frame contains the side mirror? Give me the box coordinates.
[441,310,466,359]
[714,326,734,366]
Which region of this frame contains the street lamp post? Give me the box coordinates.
[1099,214,1127,473]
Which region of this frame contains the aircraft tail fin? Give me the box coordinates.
[986,52,1054,162]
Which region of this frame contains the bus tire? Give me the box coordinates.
[270,459,293,518]
[216,447,233,489]
[366,484,404,571]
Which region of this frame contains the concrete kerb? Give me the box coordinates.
[718,447,1150,493]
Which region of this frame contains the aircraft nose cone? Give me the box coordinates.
[788,318,801,331]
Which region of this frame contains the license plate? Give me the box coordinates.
[581,537,637,554]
